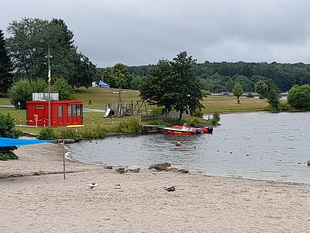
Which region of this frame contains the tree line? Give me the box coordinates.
[127,61,310,92]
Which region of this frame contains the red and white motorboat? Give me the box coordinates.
[163,123,213,135]
[163,126,197,135]
[171,125,213,134]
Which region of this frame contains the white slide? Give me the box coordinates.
[103,108,111,118]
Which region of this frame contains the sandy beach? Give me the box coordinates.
[0,142,309,233]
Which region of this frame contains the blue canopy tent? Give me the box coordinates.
[98,80,110,88]
[0,137,54,147]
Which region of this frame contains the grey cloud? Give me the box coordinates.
[2,0,310,67]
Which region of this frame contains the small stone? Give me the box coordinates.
[127,166,140,173]
[148,162,171,171]
[115,167,126,174]
[167,166,189,173]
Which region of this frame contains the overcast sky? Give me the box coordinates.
[1,0,310,67]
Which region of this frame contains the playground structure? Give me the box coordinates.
[103,88,149,118]
[103,100,149,118]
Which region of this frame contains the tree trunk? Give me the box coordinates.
[178,110,183,121]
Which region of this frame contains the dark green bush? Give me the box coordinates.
[114,118,143,133]
[184,117,208,127]
[59,127,106,139]
[201,90,211,97]
[210,113,221,125]
[150,106,165,115]
[0,114,22,160]
[0,151,18,160]
[37,127,56,140]
[279,103,292,111]
[80,128,106,138]
[246,93,254,98]
[192,109,203,117]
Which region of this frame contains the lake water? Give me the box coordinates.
[67,112,310,184]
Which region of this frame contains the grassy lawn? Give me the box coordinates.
[201,96,269,113]
[0,98,12,105]
[74,87,142,110]
[1,87,281,135]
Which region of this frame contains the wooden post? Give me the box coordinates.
[62,139,66,180]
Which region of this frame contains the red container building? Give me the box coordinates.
[26,100,83,127]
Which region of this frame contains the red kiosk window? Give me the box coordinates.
[58,105,63,117]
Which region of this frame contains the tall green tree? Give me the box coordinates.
[232,83,243,104]
[6,18,52,79]
[255,80,269,99]
[140,51,203,120]
[140,59,175,116]
[51,78,74,100]
[170,51,203,120]
[101,63,132,89]
[8,79,46,109]
[6,18,96,88]
[69,53,97,88]
[267,88,280,111]
[0,29,13,94]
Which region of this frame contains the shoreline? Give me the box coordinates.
[0,142,309,232]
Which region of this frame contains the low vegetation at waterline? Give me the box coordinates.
[36,115,218,140]
[37,125,107,140]
[113,118,144,133]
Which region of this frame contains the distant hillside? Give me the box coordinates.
[125,61,310,92]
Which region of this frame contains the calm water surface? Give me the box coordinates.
[67,112,310,184]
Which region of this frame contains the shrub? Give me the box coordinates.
[246,93,254,98]
[210,113,220,125]
[59,129,79,139]
[52,78,75,100]
[192,109,203,117]
[287,84,310,110]
[0,114,22,160]
[37,127,56,140]
[150,106,165,115]
[201,90,211,97]
[279,103,292,111]
[80,127,106,138]
[58,126,106,139]
[114,118,143,133]
[184,117,208,127]
[8,79,46,109]
[0,151,18,160]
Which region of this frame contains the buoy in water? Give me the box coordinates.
[307,160,310,166]
[175,141,182,146]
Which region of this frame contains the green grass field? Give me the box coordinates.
[74,87,142,110]
[0,87,277,135]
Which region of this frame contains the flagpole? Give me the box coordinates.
[47,45,51,127]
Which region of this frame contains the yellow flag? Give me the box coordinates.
[48,70,51,83]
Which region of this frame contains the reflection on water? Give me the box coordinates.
[67,112,310,184]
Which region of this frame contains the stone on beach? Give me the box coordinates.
[127,166,140,173]
[148,162,189,173]
[115,166,127,174]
